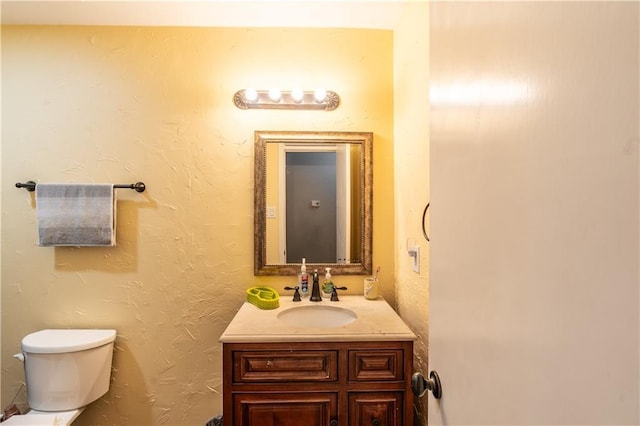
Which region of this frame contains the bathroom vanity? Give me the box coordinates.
[220,296,416,426]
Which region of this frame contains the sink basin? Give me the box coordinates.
[277,305,358,328]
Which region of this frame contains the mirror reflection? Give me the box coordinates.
[255,131,372,275]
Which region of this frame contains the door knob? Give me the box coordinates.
[411,370,442,399]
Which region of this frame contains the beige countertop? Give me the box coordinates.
[219,295,417,343]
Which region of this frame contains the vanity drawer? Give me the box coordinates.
[348,349,404,381]
[233,350,338,383]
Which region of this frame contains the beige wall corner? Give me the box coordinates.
[393,2,430,425]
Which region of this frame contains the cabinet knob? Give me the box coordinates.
[330,420,338,426]
[372,419,381,426]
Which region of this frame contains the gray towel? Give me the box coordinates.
[36,183,116,246]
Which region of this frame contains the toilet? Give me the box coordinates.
[5,329,116,425]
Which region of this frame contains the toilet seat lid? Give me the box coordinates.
[22,329,116,354]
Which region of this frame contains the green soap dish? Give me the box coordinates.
[246,286,280,309]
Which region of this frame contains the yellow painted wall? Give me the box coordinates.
[1,26,394,425]
[393,3,430,425]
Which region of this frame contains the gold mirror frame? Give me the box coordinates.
[254,130,373,275]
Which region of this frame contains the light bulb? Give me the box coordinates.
[291,88,304,103]
[268,88,281,102]
[314,88,327,103]
[244,88,258,103]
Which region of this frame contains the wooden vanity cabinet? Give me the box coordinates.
[223,341,414,426]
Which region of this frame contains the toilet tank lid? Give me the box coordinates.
[22,329,116,354]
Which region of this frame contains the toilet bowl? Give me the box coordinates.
[6,329,116,426]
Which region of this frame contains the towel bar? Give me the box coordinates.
[15,181,146,193]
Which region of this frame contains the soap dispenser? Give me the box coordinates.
[298,258,309,298]
[322,267,334,299]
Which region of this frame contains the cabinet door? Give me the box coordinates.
[348,392,403,426]
[233,392,338,426]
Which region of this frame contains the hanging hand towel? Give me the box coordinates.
[36,183,116,246]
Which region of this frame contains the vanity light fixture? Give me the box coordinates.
[244,88,259,103]
[233,88,340,110]
[313,88,328,103]
[290,88,304,103]
[268,88,282,103]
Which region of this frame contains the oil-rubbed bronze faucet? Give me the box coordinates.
[310,269,322,301]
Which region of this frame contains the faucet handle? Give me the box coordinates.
[330,286,348,301]
[284,286,301,302]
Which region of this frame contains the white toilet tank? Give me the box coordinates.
[20,329,116,412]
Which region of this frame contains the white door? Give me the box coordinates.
[429,2,639,425]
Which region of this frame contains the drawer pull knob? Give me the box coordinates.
[330,420,338,426]
[372,419,381,426]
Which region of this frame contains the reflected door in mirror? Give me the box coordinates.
[286,152,337,263]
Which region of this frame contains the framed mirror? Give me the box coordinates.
[255,130,373,275]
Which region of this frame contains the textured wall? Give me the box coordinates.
[393,3,430,425]
[1,26,394,425]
